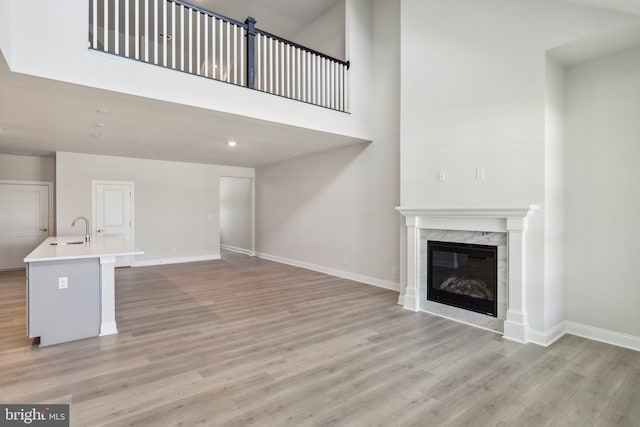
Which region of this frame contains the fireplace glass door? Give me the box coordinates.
[427,241,498,317]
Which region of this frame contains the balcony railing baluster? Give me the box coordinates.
[88,0,349,112]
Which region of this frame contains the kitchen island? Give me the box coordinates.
[24,235,143,346]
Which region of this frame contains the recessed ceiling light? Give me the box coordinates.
[97,108,111,114]
[94,122,107,127]
[227,141,237,147]
[290,152,300,157]
[91,133,102,138]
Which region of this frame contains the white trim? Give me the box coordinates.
[396,205,540,219]
[565,321,640,352]
[256,252,400,292]
[92,180,135,267]
[133,254,221,267]
[221,244,254,256]
[528,322,567,347]
[0,180,54,237]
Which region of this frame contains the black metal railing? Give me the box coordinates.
[88,0,350,112]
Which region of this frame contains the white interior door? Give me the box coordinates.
[94,182,134,267]
[0,183,50,270]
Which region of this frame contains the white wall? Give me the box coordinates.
[0,154,55,183]
[543,56,566,331]
[56,152,253,264]
[255,0,400,290]
[0,0,370,142]
[564,47,640,337]
[291,1,346,60]
[399,0,633,333]
[220,176,253,252]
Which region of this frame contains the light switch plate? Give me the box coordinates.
[58,277,68,289]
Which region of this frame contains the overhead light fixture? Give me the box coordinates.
[91,133,102,138]
[227,141,237,147]
[94,122,107,128]
[97,108,111,114]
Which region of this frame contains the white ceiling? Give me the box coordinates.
[548,0,640,64]
[553,0,640,16]
[0,55,364,167]
[549,21,640,65]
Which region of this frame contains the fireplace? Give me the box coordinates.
[427,241,498,317]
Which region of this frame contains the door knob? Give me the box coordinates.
[40,228,48,232]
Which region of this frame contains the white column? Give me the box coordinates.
[99,255,118,336]
[402,215,420,312]
[503,217,529,343]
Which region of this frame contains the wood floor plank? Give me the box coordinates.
[1,251,638,426]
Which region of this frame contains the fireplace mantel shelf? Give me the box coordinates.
[396,205,540,219]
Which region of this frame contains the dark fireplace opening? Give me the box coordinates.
[427,241,498,317]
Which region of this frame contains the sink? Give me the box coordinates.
[50,241,84,246]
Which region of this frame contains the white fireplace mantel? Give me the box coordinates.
[396,205,539,344]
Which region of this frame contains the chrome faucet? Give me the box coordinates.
[71,216,91,242]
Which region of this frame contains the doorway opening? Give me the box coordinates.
[219,176,254,256]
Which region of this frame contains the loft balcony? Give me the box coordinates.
[0,0,372,165]
[88,0,351,113]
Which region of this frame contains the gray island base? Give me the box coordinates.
[24,236,143,346]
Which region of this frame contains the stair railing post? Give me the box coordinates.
[245,17,257,89]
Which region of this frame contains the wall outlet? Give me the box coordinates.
[58,277,68,289]
[438,171,446,182]
[476,168,485,180]
[171,248,177,253]
[343,258,349,266]
[391,266,398,276]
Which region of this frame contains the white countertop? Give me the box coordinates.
[24,235,144,263]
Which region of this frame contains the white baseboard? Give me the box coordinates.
[565,321,640,352]
[221,245,254,256]
[528,322,566,347]
[255,252,400,292]
[133,254,221,267]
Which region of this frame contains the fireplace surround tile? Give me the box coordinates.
[420,229,507,332]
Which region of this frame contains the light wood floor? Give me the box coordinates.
[1,252,638,426]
